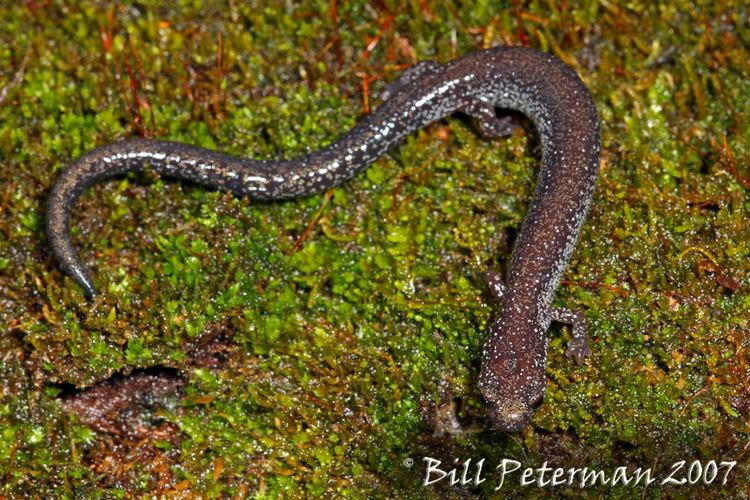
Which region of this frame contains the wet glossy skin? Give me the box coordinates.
[46,46,600,431]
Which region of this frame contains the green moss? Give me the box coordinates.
[0,0,749,497]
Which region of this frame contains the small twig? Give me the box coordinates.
[559,279,630,298]
[355,72,372,114]
[677,384,709,418]
[128,34,156,135]
[292,190,334,251]
[738,437,750,460]
[213,32,226,118]
[0,46,31,106]
[359,13,395,61]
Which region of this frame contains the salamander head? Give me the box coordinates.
[478,316,547,432]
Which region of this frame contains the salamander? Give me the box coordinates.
[45,46,600,431]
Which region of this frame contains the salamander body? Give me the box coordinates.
[46,47,600,431]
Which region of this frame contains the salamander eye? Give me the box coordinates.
[529,395,544,410]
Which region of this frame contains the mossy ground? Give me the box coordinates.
[1,1,748,498]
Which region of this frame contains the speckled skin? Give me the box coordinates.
[46,46,600,431]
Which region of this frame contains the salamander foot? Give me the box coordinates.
[551,307,592,364]
[460,99,515,139]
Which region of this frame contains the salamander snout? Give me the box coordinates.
[482,393,543,432]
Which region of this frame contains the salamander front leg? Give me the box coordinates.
[550,307,592,365]
[459,99,515,139]
[483,270,506,304]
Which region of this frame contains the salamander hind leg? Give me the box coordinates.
[459,99,515,139]
[483,270,506,304]
[381,61,441,100]
[551,307,592,365]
